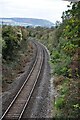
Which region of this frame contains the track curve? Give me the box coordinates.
[1,41,45,120]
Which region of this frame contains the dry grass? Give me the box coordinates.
[2,41,34,92]
[53,75,65,86]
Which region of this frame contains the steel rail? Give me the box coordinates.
[18,49,44,120]
[0,42,39,120]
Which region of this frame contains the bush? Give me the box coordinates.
[2,25,28,60]
[61,41,78,56]
[51,49,71,76]
[55,95,65,109]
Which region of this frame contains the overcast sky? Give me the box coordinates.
[0,0,71,23]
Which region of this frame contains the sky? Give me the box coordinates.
[0,0,71,23]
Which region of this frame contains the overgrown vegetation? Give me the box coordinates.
[2,25,32,91]
[53,2,80,118]
[2,25,29,60]
[2,1,80,118]
[28,1,80,119]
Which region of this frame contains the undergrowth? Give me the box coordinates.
[28,2,80,119]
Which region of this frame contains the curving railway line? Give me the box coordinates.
[0,41,46,120]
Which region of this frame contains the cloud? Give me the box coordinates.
[0,0,69,23]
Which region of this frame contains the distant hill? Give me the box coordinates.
[0,18,54,27]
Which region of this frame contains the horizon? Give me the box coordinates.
[0,17,55,24]
[0,0,70,23]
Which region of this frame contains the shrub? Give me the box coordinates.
[55,95,65,109]
[2,25,28,60]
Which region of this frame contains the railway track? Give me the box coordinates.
[0,41,44,120]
